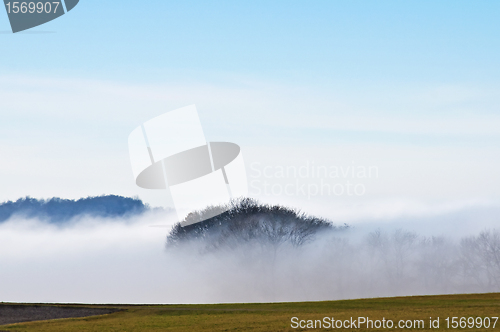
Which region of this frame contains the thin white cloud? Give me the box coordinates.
[1,74,499,210]
[1,74,499,135]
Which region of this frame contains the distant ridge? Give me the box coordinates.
[0,195,151,223]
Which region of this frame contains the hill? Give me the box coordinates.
[0,195,150,223]
[166,198,347,251]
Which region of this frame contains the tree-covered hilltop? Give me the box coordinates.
[0,195,151,223]
[166,198,347,251]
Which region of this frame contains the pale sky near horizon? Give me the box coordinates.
[1,1,500,222]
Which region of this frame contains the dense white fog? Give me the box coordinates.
[0,204,499,304]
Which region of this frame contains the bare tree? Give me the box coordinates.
[367,229,418,293]
[460,230,500,291]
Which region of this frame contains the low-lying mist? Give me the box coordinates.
[0,197,499,304]
[166,199,500,303]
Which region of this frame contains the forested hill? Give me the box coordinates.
[0,195,151,223]
[167,198,345,251]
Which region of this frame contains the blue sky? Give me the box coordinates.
[1,1,499,220]
[1,1,499,82]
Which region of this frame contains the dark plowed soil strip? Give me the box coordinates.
[0,304,120,326]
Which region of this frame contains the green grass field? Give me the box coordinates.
[2,293,500,331]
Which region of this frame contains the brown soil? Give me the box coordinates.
[0,304,120,326]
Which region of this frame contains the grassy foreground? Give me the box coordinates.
[1,293,500,331]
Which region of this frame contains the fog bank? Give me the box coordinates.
[0,205,499,304]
